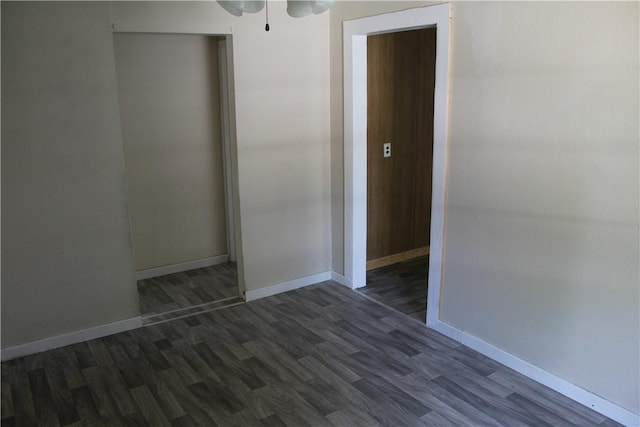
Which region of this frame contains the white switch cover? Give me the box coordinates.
[383,143,391,158]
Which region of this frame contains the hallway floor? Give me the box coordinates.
[359,256,429,323]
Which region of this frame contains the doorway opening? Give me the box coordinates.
[357,27,436,323]
[113,33,244,325]
[343,4,450,326]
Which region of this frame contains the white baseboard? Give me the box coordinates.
[331,271,366,289]
[1,316,143,362]
[430,320,640,427]
[245,271,332,302]
[331,271,354,288]
[136,255,229,280]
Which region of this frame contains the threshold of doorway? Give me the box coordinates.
[366,246,429,270]
[142,296,244,326]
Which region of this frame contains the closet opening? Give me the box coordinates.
[113,33,244,325]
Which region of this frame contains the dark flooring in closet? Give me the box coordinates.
[1,281,619,426]
[137,263,241,325]
[359,256,429,323]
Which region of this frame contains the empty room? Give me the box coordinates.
[2,1,638,426]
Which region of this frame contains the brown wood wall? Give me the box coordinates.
[367,28,437,262]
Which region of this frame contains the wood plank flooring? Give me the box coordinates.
[2,281,620,426]
[137,263,240,322]
[361,256,428,322]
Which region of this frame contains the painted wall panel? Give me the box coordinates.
[441,2,639,413]
[1,2,140,347]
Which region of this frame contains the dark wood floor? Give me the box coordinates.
[138,263,241,324]
[2,281,619,426]
[360,256,428,323]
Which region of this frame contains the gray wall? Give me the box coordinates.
[1,2,140,346]
[330,1,639,415]
[114,33,228,271]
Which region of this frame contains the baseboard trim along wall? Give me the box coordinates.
[1,317,143,362]
[245,271,332,301]
[135,254,229,281]
[430,319,639,427]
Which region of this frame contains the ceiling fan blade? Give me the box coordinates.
[217,0,244,16]
[287,0,334,17]
[243,0,266,13]
[287,0,313,18]
[310,0,334,14]
[217,0,265,16]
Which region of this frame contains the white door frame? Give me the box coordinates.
[218,39,237,263]
[343,4,450,327]
[216,35,246,298]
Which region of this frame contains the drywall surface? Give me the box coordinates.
[331,0,639,415]
[441,2,639,414]
[113,33,228,271]
[111,1,331,292]
[1,2,140,347]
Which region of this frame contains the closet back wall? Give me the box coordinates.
[113,33,227,271]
